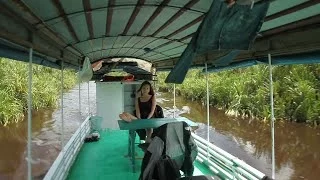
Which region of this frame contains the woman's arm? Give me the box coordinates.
[135,95,141,119]
[147,95,156,119]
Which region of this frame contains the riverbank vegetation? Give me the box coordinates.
[0,58,77,126]
[157,64,320,126]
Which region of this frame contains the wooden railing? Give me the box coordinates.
[192,133,268,180]
[43,116,90,180]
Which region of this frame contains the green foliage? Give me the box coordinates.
[107,71,130,76]
[157,64,320,126]
[0,58,77,125]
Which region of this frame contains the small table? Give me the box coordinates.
[118,117,198,172]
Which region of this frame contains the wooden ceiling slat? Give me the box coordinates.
[265,0,320,22]
[71,35,181,46]
[180,33,195,41]
[139,33,194,58]
[83,0,94,39]
[9,0,83,57]
[100,38,105,59]
[114,37,132,56]
[87,47,165,59]
[88,39,94,59]
[151,0,200,37]
[166,14,204,39]
[4,0,320,68]
[51,0,79,42]
[145,44,186,58]
[262,15,320,38]
[137,0,171,36]
[105,0,115,36]
[39,4,205,25]
[126,37,153,56]
[122,0,145,35]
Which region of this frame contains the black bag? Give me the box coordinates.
[154,155,181,180]
[140,153,181,180]
[154,105,164,118]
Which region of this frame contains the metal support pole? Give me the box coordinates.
[152,67,157,90]
[173,84,176,118]
[268,54,275,179]
[78,65,81,120]
[27,48,33,180]
[205,63,210,161]
[88,81,90,115]
[61,60,64,149]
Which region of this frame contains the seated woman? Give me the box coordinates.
[119,81,156,143]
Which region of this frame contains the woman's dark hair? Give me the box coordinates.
[137,81,154,96]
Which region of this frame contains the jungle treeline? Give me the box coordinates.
[157,64,320,127]
[0,58,77,126]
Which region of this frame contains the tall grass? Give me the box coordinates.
[157,64,320,126]
[0,58,77,126]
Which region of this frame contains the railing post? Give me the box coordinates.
[205,63,210,162]
[268,53,276,179]
[88,81,90,115]
[61,60,64,149]
[79,64,81,120]
[27,48,33,180]
[173,83,176,118]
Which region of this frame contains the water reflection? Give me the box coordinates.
[0,82,96,180]
[158,92,320,180]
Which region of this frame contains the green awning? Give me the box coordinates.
[0,0,319,78]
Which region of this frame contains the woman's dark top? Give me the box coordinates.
[138,95,154,119]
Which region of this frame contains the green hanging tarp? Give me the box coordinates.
[165,0,270,84]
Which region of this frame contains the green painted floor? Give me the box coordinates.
[67,130,213,180]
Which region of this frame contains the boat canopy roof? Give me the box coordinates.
[0,0,319,82]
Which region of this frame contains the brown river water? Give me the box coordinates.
[0,82,319,180]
